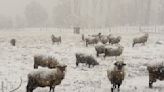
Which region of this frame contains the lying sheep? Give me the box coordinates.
[26,64,67,92]
[108,35,121,45]
[10,39,16,46]
[85,37,99,47]
[95,45,106,57]
[147,63,164,88]
[34,55,59,69]
[104,45,124,58]
[132,33,149,47]
[107,61,126,92]
[51,34,61,44]
[75,53,99,68]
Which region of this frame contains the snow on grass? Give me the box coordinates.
[0,29,163,92]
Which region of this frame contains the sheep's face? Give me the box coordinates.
[57,64,67,72]
[114,62,126,70]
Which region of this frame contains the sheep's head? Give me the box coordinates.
[114,61,126,70]
[56,64,67,72]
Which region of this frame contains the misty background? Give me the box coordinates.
[0,0,164,29]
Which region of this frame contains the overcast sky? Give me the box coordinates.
[0,0,57,17]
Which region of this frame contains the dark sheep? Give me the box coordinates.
[107,61,126,92]
[26,64,67,92]
[133,33,149,47]
[75,53,99,68]
[34,55,59,69]
[147,64,164,88]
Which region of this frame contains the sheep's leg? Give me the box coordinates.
[34,64,38,69]
[96,52,99,57]
[76,62,79,67]
[149,81,153,88]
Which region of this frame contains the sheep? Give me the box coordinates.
[108,35,121,45]
[10,39,16,46]
[147,63,164,88]
[95,45,106,57]
[51,34,61,44]
[104,45,124,58]
[75,53,99,68]
[107,61,126,92]
[85,36,99,47]
[100,36,109,44]
[132,33,149,47]
[34,55,59,69]
[26,64,67,92]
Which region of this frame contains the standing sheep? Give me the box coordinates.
[34,55,59,69]
[132,33,149,47]
[85,37,99,47]
[108,35,121,45]
[107,61,126,92]
[51,34,61,44]
[26,64,67,92]
[95,45,106,57]
[104,45,124,58]
[10,39,16,46]
[75,53,99,68]
[100,36,109,44]
[147,64,164,88]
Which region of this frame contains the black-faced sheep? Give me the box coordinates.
[34,55,59,69]
[107,61,126,92]
[85,37,99,47]
[95,45,106,57]
[75,53,99,68]
[10,39,16,46]
[132,33,149,47]
[147,64,164,88]
[51,34,61,44]
[26,64,67,92]
[104,45,124,58]
[108,35,121,45]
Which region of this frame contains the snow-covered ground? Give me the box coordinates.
[0,28,164,92]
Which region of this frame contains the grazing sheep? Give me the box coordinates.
[100,36,109,44]
[51,34,61,44]
[10,39,16,46]
[34,55,59,69]
[75,53,99,68]
[132,33,149,47]
[107,61,126,92]
[95,45,106,57]
[108,35,121,45]
[26,64,67,92]
[85,37,99,47]
[104,45,124,58]
[147,63,164,88]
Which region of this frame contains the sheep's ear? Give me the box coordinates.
[114,62,118,66]
[123,63,126,66]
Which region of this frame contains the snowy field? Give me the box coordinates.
[0,28,164,92]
